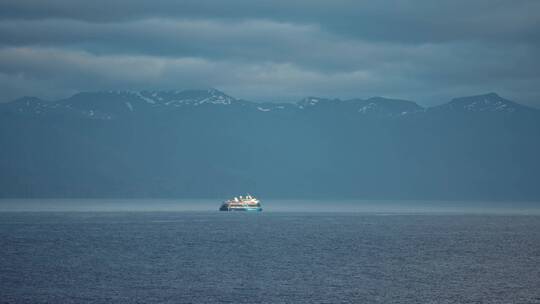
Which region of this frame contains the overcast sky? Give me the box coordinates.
[1,0,539,106]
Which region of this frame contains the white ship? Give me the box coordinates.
[219,195,262,211]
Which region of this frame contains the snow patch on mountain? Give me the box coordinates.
[358,103,377,114]
[136,92,157,104]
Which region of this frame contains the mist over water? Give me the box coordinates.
[0,199,539,214]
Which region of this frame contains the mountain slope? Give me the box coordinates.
[1,90,539,200]
[432,93,537,113]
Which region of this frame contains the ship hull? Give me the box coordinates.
[219,206,263,212]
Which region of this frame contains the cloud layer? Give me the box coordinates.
[1,1,539,105]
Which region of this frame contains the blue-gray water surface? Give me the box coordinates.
[1,200,540,303]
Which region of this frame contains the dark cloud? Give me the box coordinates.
[2,0,538,43]
[0,0,539,105]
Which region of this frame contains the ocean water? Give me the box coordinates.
[1,200,540,303]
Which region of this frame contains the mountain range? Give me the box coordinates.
[1,89,539,200]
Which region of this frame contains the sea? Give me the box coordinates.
[1,199,539,304]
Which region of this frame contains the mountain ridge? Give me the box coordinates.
[2,90,538,119]
[1,89,539,200]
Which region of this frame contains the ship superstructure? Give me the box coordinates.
[219,195,262,211]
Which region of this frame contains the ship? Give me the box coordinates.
[219,195,263,212]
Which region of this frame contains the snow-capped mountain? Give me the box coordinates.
[354,97,423,115]
[433,93,534,113]
[0,89,242,119]
[296,96,423,116]
[1,90,539,200]
[2,90,536,120]
[135,88,238,107]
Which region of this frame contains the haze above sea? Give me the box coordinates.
[1,199,539,214]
